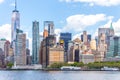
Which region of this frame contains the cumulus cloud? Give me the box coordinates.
[55,29,62,42]
[63,14,108,32]
[60,0,120,6]
[0,24,11,41]
[0,0,4,4]
[72,33,81,40]
[0,24,33,55]
[10,3,15,7]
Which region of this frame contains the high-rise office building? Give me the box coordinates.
[98,23,114,46]
[11,0,20,55]
[44,21,54,36]
[106,36,120,58]
[4,41,10,64]
[60,33,72,62]
[90,39,96,50]
[97,23,114,61]
[60,33,72,52]
[11,0,21,66]
[97,33,107,61]
[0,38,6,52]
[26,39,29,49]
[43,29,48,39]
[81,31,91,45]
[15,29,26,65]
[32,21,40,64]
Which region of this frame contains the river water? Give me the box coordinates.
[0,71,120,80]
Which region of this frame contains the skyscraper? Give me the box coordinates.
[107,36,120,58]
[11,0,20,65]
[32,21,40,64]
[44,21,54,36]
[4,40,10,64]
[15,29,26,65]
[60,33,72,52]
[11,0,20,46]
[98,23,114,46]
[81,31,91,45]
[26,39,29,49]
[60,33,72,62]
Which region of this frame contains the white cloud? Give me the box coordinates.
[0,24,33,55]
[72,33,81,40]
[61,0,120,6]
[10,3,15,7]
[0,24,11,41]
[0,0,4,4]
[63,14,108,32]
[55,29,62,42]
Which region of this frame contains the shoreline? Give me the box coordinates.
[0,68,119,71]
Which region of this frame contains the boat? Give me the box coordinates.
[61,66,81,71]
[101,66,119,71]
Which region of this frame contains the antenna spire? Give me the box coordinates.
[15,0,17,10]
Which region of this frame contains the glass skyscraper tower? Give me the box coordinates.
[11,0,20,66]
[32,21,40,64]
[11,0,20,44]
[44,21,54,36]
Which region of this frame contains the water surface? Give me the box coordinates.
[0,70,120,80]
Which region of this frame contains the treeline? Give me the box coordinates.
[49,61,120,69]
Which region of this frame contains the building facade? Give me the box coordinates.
[90,39,96,50]
[60,33,72,52]
[11,1,20,60]
[81,31,91,45]
[60,33,72,62]
[32,21,40,64]
[44,21,54,36]
[48,46,64,66]
[15,29,26,65]
[106,36,120,58]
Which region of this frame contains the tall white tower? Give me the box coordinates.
[11,0,20,66]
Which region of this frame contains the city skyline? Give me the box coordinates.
[1,0,120,54]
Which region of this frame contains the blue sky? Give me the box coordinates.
[0,0,120,52]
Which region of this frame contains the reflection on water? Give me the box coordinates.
[0,71,120,80]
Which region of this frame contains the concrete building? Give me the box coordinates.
[26,39,29,49]
[15,29,26,65]
[80,54,94,64]
[98,23,114,48]
[68,41,74,62]
[40,38,64,67]
[43,29,48,39]
[81,31,91,45]
[67,38,82,62]
[26,48,31,65]
[4,41,10,64]
[8,47,14,63]
[48,46,64,66]
[0,48,4,66]
[0,38,6,52]
[41,35,56,67]
[90,39,96,50]
[32,21,40,64]
[97,33,107,61]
